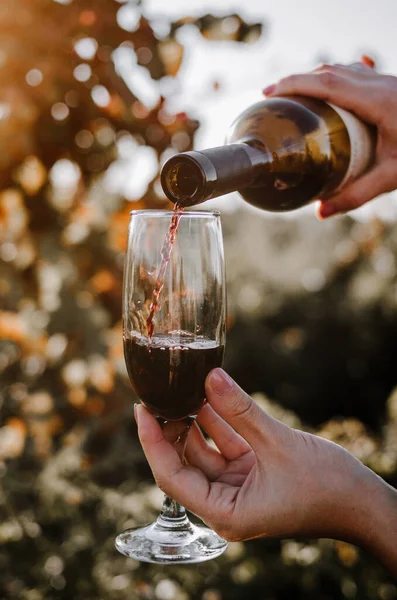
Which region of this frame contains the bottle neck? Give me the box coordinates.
[160,143,269,207]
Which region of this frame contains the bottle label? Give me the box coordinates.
[328,103,374,191]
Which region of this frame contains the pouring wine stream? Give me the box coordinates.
[146,205,184,340]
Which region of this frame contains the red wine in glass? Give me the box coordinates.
[124,333,224,421]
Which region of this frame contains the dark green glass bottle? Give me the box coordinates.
[160,96,375,212]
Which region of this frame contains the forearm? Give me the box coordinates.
[349,468,397,577]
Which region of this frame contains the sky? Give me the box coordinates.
[127,0,397,220]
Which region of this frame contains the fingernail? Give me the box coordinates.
[176,111,188,122]
[320,203,338,219]
[208,368,234,394]
[134,403,139,422]
[262,84,276,96]
[361,55,375,68]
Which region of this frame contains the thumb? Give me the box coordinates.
[205,369,278,453]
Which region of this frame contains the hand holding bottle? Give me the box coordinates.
[135,368,397,576]
[264,60,397,218]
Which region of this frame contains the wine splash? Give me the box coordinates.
[146,204,184,339]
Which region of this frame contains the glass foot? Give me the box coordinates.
[115,514,228,564]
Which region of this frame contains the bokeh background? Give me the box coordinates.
[1,0,397,598]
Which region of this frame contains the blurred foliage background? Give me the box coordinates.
[0,1,397,599]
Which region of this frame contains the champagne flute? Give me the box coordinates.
[115,210,227,564]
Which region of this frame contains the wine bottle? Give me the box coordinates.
[160,96,376,212]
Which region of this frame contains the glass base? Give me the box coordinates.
[115,514,228,564]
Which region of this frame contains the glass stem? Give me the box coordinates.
[156,416,195,524]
